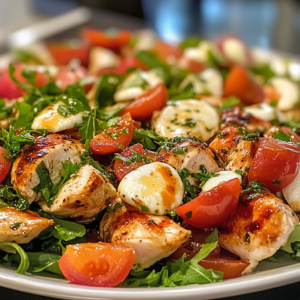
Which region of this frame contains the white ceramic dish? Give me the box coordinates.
[0,48,300,299]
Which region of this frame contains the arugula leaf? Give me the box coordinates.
[0,186,30,210]
[13,102,35,129]
[56,95,86,116]
[281,224,300,254]
[241,181,267,200]
[0,242,29,274]
[179,37,201,50]
[178,168,199,203]
[219,96,241,109]
[136,51,167,70]
[169,82,196,101]
[192,165,220,188]
[123,229,223,287]
[122,72,148,90]
[0,99,14,119]
[157,136,201,153]
[114,150,152,164]
[95,74,121,108]
[40,82,62,96]
[65,83,90,110]
[284,118,300,135]
[273,130,292,142]
[131,128,167,150]
[250,63,276,83]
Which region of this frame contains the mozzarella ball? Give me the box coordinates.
[282,170,300,212]
[202,170,242,192]
[152,99,219,141]
[118,162,184,215]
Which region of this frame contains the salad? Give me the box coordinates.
[0,28,300,288]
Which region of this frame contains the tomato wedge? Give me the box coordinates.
[0,64,48,100]
[176,178,241,229]
[47,42,90,66]
[55,65,89,90]
[82,28,130,51]
[0,147,11,183]
[248,138,300,193]
[121,83,168,120]
[224,65,264,105]
[59,242,135,287]
[171,225,249,279]
[90,112,133,155]
[113,143,156,181]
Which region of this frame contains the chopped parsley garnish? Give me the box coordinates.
[178,168,199,203]
[219,96,241,109]
[10,222,22,231]
[242,181,267,200]
[192,165,220,188]
[0,186,30,211]
[172,147,188,155]
[106,132,120,138]
[273,130,292,142]
[185,211,192,219]
[272,180,281,184]
[182,118,197,128]
[235,127,259,141]
[157,136,200,153]
[114,150,152,164]
[234,170,244,176]
[140,205,150,212]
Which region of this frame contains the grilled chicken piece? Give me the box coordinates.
[158,140,220,174]
[225,140,256,179]
[39,164,116,221]
[219,190,299,272]
[100,202,191,270]
[11,134,85,203]
[209,126,243,166]
[0,206,53,244]
[221,107,271,132]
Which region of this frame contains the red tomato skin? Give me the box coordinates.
[0,65,48,100]
[90,112,133,155]
[152,41,183,65]
[47,43,90,66]
[171,225,249,279]
[121,83,168,120]
[248,138,300,193]
[0,147,11,183]
[224,65,264,105]
[59,243,135,287]
[82,28,130,51]
[113,143,156,181]
[55,65,88,90]
[176,178,242,229]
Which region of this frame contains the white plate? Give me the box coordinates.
[1,48,300,299]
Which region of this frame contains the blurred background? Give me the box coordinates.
[0,0,299,54]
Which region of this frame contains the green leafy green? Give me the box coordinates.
[273,130,292,142]
[114,150,152,164]
[219,97,241,109]
[0,242,29,274]
[0,186,30,210]
[135,51,167,70]
[179,37,201,50]
[192,165,220,188]
[250,63,276,83]
[123,229,223,287]
[131,128,167,150]
[0,99,14,120]
[122,72,148,90]
[157,136,201,153]
[172,147,188,155]
[178,168,199,203]
[242,181,267,200]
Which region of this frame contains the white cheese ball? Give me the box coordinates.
[282,170,300,212]
[222,38,248,65]
[118,162,184,215]
[202,171,242,192]
[153,99,219,141]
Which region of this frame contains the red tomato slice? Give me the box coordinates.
[171,225,249,279]
[98,57,147,76]
[59,242,135,287]
[55,65,89,90]
[90,112,133,155]
[248,138,300,193]
[121,83,168,120]
[0,147,11,183]
[47,42,90,66]
[0,64,48,100]
[82,28,130,51]
[113,143,157,181]
[224,65,264,105]
[186,59,206,74]
[176,178,242,229]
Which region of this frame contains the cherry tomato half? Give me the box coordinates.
[59,242,135,287]
[113,143,157,181]
[224,65,264,105]
[0,64,48,100]
[248,138,300,193]
[47,42,90,66]
[90,112,133,155]
[82,28,130,51]
[176,178,242,229]
[0,146,11,183]
[171,225,249,279]
[121,83,168,120]
[55,65,89,90]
